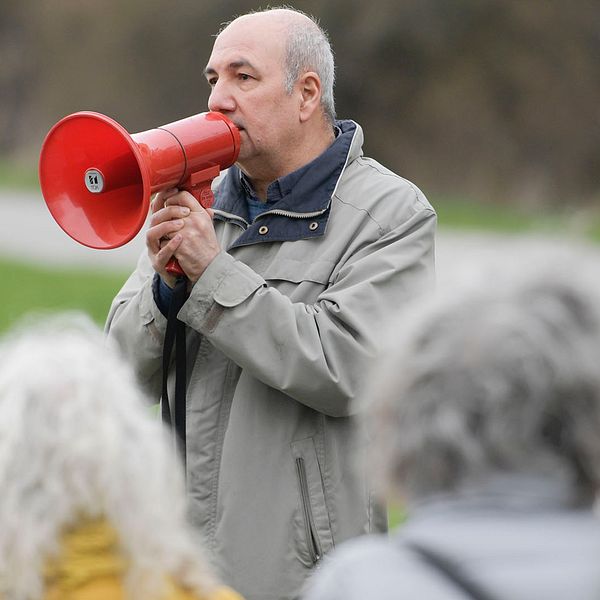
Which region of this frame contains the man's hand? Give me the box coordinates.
[146,188,220,286]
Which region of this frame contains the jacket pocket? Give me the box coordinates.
[262,259,334,305]
[262,257,334,285]
[291,438,334,567]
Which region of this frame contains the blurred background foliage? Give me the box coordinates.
[1,0,599,334]
[2,0,600,212]
[2,1,597,530]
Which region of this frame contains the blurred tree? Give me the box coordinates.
[2,0,599,207]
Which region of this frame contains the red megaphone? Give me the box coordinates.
[39,111,240,275]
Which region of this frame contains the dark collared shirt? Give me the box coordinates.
[241,125,342,222]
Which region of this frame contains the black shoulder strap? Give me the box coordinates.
[406,541,499,600]
[161,277,189,469]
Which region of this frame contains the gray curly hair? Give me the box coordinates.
[366,242,600,505]
[0,313,218,600]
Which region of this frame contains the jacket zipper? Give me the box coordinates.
[215,206,328,226]
[255,207,328,221]
[295,457,322,565]
[213,209,248,229]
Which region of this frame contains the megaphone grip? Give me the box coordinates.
[166,258,186,277]
[188,181,215,210]
[185,165,220,207]
[165,171,218,277]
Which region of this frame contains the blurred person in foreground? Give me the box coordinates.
[106,6,435,599]
[304,251,600,600]
[0,314,242,600]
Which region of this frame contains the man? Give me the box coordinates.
[106,7,436,600]
[303,247,600,599]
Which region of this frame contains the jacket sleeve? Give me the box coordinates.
[105,252,168,400]
[178,205,436,418]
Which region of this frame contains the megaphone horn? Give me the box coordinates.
[39,111,241,276]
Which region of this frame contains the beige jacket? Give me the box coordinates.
[106,120,436,600]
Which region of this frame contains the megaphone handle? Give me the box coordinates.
[188,180,214,209]
[165,258,186,277]
[165,167,220,277]
[185,165,220,208]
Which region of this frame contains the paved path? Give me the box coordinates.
[3,189,146,271]
[2,189,597,277]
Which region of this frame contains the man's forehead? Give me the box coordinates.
[206,24,286,73]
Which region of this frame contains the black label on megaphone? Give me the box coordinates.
[85,168,105,193]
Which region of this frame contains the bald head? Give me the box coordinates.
[219,8,320,43]
[226,7,314,29]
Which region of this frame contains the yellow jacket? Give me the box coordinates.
[43,519,243,600]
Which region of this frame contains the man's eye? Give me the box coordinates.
[238,73,251,81]
[207,78,217,87]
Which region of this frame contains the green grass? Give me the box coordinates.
[435,197,544,232]
[0,258,128,334]
[434,196,600,242]
[0,161,39,190]
[388,503,407,530]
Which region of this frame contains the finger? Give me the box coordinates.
[155,234,183,268]
[146,219,186,254]
[149,204,191,228]
[165,191,207,213]
[148,233,183,282]
[151,188,180,213]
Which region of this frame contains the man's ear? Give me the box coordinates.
[298,72,322,122]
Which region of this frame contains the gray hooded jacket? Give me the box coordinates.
[106,120,436,600]
[303,475,600,600]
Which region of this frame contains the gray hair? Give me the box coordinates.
[0,314,217,600]
[366,245,600,505]
[282,10,336,123]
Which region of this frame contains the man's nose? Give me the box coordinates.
[208,81,236,113]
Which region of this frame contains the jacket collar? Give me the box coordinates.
[406,472,590,521]
[212,120,361,248]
